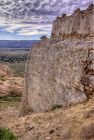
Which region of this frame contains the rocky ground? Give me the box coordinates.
[0,95,94,140]
[0,55,94,140]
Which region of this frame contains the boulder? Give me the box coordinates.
[20,39,93,114]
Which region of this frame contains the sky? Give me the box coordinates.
[0,0,93,40]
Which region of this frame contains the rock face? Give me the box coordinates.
[51,4,94,39]
[21,39,93,114]
[20,4,94,115]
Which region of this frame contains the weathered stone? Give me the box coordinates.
[80,123,94,139]
[20,39,93,114]
[84,107,94,118]
[20,4,94,115]
[51,4,94,39]
[81,48,94,97]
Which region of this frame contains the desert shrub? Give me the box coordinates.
[0,75,5,81]
[0,128,17,140]
[0,96,13,102]
[9,90,21,97]
[51,104,62,111]
[0,94,21,102]
[40,35,48,40]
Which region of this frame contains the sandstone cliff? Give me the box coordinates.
[20,5,94,115]
[51,4,94,39]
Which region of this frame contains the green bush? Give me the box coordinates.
[0,128,17,140]
[0,94,21,102]
[51,104,62,111]
[9,90,21,97]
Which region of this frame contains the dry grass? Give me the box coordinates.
[7,63,25,77]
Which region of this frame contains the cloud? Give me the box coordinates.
[0,0,92,22]
[1,22,52,37]
[0,0,93,39]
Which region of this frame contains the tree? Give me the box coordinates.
[40,35,48,40]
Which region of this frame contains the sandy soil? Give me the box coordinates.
[0,96,94,140]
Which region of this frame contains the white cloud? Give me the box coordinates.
[1,22,52,36]
[17,30,47,36]
[0,0,92,39]
[17,24,52,36]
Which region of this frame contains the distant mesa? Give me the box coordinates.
[0,40,39,49]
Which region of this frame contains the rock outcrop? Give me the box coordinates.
[51,4,94,39]
[20,4,94,115]
[0,64,23,97]
[0,64,12,77]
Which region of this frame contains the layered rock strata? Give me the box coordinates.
[51,4,94,39]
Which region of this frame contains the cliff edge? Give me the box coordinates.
[20,5,94,115]
[51,4,94,39]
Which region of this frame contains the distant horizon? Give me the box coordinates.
[0,40,39,49]
[0,39,39,41]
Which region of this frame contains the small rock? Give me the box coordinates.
[49,129,54,134]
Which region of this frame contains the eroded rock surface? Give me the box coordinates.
[20,4,94,115]
[21,39,93,114]
[51,4,94,39]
